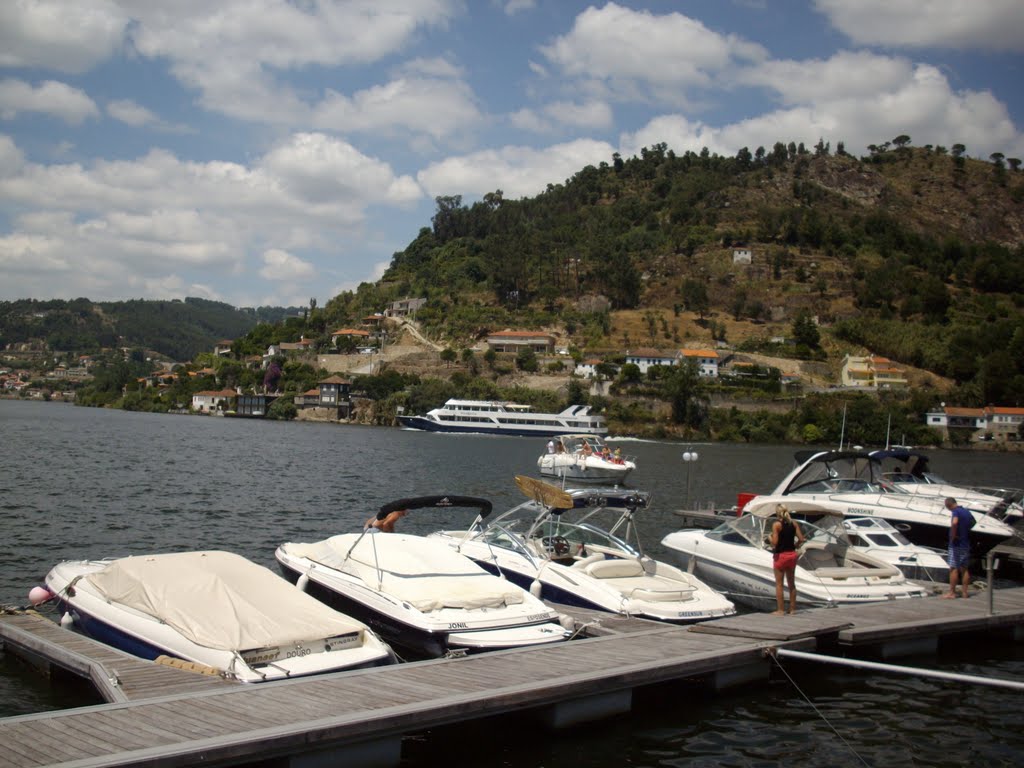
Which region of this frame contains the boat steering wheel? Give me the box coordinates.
[542,535,571,558]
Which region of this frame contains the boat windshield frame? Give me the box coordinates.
[707,513,849,552]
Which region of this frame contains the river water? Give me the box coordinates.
[2,399,1023,766]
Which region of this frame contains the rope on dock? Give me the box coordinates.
[766,649,872,768]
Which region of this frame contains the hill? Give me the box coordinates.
[372,142,1023,407]
[0,297,299,361]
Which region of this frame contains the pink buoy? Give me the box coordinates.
[28,586,53,606]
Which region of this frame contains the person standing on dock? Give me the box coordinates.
[944,497,973,598]
[770,504,805,615]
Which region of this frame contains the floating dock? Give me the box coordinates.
[2,590,1024,768]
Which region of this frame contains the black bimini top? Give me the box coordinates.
[376,495,493,521]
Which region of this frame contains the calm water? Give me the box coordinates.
[2,399,1023,766]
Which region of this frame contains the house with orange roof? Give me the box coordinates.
[925,405,1024,442]
[677,348,720,377]
[841,355,908,388]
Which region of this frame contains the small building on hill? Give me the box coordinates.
[486,330,555,354]
[678,349,720,377]
[625,348,676,375]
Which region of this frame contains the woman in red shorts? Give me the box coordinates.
[770,503,805,615]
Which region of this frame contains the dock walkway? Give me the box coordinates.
[3,589,1024,768]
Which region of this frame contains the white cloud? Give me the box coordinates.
[503,0,536,16]
[0,79,100,124]
[622,62,1024,160]
[737,51,914,105]
[260,248,314,280]
[417,138,615,199]
[0,132,422,302]
[815,0,1024,52]
[541,3,767,105]
[0,0,126,73]
[509,100,613,133]
[312,77,483,140]
[126,0,459,125]
[106,99,158,127]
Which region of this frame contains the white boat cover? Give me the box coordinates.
[287,533,525,612]
[86,551,365,651]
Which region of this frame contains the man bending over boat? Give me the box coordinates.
[365,509,407,533]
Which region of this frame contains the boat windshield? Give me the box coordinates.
[707,514,848,551]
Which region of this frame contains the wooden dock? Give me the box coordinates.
[2,589,1024,768]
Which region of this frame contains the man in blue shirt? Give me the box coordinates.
[943,497,973,599]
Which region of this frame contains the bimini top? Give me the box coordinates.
[84,550,364,652]
[375,495,493,521]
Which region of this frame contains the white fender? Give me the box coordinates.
[296,573,309,592]
[529,580,543,598]
[60,612,74,629]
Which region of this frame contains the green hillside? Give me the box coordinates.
[370,142,1023,405]
[0,297,297,361]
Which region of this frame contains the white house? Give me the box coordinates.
[678,349,719,377]
[625,348,677,374]
[732,249,752,264]
[191,389,236,413]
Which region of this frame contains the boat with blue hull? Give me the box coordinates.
[43,550,394,683]
[398,398,607,437]
[276,495,569,659]
[429,476,735,623]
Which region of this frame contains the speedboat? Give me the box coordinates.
[397,398,607,437]
[660,498,929,611]
[429,476,736,623]
[276,495,570,659]
[870,448,1023,523]
[44,550,394,683]
[842,516,949,584]
[537,434,636,483]
[746,450,1016,555]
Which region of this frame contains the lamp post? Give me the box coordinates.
[682,448,699,510]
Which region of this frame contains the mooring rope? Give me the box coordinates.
[767,650,873,768]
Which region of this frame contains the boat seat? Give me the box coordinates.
[572,553,606,570]
[585,558,645,579]
[813,565,899,580]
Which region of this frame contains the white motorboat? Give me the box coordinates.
[870,448,1023,523]
[842,516,950,584]
[660,498,929,611]
[397,398,607,437]
[537,434,636,483]
[747,450,1016,555]
[43,551,394,683]
[276,495,570,659]
[429,476,736,623]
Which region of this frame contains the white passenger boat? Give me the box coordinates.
[398,398,607,437]
[276,495,569,659]
[870,448,1023,523]
[660,499,929,611]
[44,551,394,683]
[429,477,736,623]
[537,434,636,483]
[746,450,1015,555]
[842,516,949,584]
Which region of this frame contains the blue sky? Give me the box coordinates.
[1,1,1022,308]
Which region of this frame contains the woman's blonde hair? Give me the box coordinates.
[775,503,791,522]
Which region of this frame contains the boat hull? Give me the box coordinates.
[398,415,605,438]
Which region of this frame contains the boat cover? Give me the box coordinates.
[86,551,365,651]
[288,533,525,612]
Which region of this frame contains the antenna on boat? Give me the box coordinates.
[838,404,847,451]
[885,412,892,450]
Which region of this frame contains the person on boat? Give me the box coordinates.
[365,509,407,533]
[581,441,593,457]
[770,503,805,615]
[547,439,556,454]
[943,497,973,599]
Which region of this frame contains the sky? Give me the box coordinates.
[1,1,1022,309]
